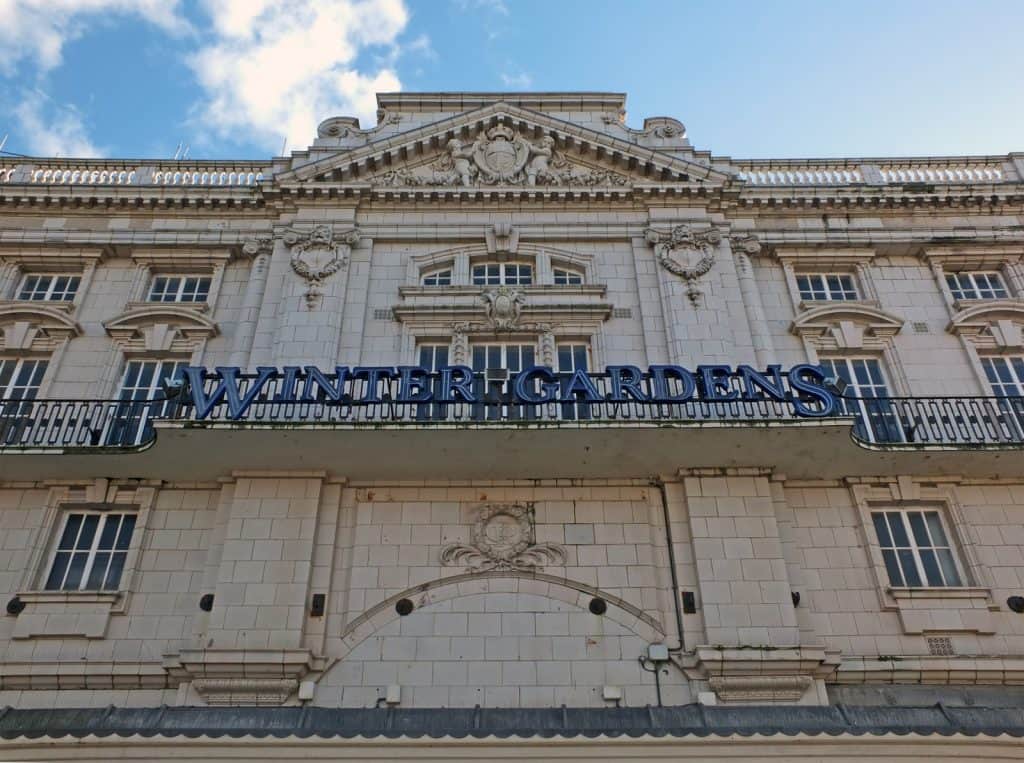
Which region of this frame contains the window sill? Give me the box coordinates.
[0,299,75,312]
[11,590,125,640]
[883,586,996,635]
[400,284,607,297]
[124,300,210,313]
[17,590,122,606]
[797,298,880,312]
[887,586,992,601]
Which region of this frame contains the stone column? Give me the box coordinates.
[229,236,273,368]
[730,235,774,369]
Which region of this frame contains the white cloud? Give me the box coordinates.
[452,0,508,15]
[501,70,532,89]
[0,0,188,75]
[189,0,409,153]
[14,91,102,157]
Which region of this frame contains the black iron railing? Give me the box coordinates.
[0,388,1023,450]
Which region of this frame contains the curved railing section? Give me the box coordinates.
[0,391,1022,451]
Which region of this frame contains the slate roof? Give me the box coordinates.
[1,704,1023,739]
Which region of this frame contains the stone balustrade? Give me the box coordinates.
[736,157,1015,186]
[0,161,270,186]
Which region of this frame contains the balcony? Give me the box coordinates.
[1,372,1022,481]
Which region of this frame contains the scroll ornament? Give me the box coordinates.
[440,503,566,573]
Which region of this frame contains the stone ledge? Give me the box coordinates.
[0,660,172,690]
[834,655,1024,685]
[163,648,325,707]
[681,645,841,705]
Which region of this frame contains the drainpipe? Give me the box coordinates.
[651,478,685,653]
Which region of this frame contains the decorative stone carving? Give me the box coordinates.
[241,233,274,258]
[163,648,323,708]
[537,326,556,367]
[646,224,723,306]
[451,323,470,365]
[486,223,519,254]
[283,224,359,309]
[729,233,762,256]
[371,126,630,188]
[482,286,525,330]
[440,503,566,572]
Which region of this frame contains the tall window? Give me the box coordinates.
[18,274,80,302]
[148,275,211,303]
[553,267,584,285]
[871,509,963,588]
[557,343,590,420]
[946,272,1008,301]
[471,343,535,420]
[107,360,186,446]
[472,263,533,286]
[0,359,48,401]
[820,356,902,442]
[796,273,858,301]
[119,360,186,402]
[981,356,1024,397]
[416,344,450,420]
[44,511,136,591]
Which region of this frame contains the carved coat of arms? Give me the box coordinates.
[283,224,359,309]
[645,224,722,305]
[440,503,566,572]
[481,286,524,330]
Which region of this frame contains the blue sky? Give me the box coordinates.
[1,0,1022,160]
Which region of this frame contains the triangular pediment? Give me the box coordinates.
[276,102,730,189]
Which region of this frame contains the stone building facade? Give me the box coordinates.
[0,92,1023,759]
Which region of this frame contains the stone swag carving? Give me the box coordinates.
[646,224,723,306]
[373,124,630,188]
[440,503,566,572]
[282,224,359,309]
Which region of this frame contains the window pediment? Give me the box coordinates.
[948,300,1024,350]
[103,305,218,353]
[0,303,82,351]
[791,303,904,350]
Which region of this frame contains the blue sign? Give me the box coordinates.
[178,363,836,421]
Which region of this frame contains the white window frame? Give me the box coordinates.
[870,508,965,589]
[147,274,212,303]
[980,355,1024,397]
[17,273,81,302]
[43,510,138,592]
[796,272,858,302]
[553,267,584,286]
[472,262,534,286]
[945,271,1010,301]
[421,268,453,287]
[0,358,48,400]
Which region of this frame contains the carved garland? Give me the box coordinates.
[282,224,359,309]
[440,503,566,572]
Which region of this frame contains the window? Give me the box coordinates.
[946,271,1009,301]
[418,344,449,371]
[17,274,80,302]
[148,275,211,303]
[796,273,858,301]
[472,263,533,286]
[471,343,535,420]
[871,509,963,588]
[981,356,1024,397]
[106,360,186,446]
[557,343,590,420]
[44,511,136,591]
[553,268,584,285]
[820,356,903,442]
[0,359,47,401]
[422,269,452,287]
[119,360,186,402]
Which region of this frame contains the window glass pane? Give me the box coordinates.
[45,552,71,590]
[85,552,110,590]
[98,515,120,550]
[919,549,944,587]
[58,514,83,549]
[63,552,89,589]
[76,514,100,550]
[937,549,962,586]
[872,513,892,548]
[887,513,910,547]
[908,512,931,547]
[881,549,903,587]
[114,515,135,552]
[897,549,922,587]
[924,512,949,546]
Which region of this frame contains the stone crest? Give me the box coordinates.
[481,286,524,330]
[440,503,566,572]
[645,224,722,306]
[283,224,359,309]
[372,126,629,188]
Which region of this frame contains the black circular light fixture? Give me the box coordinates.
[395,598,414,616]
[589,597,608,615]
[6,597,24,616]
[1007,596,1024,614]
[199,593,215,612]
